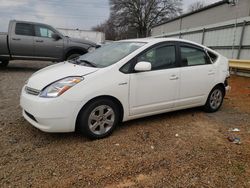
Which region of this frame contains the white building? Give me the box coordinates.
[151,0,250,60]
[58,28,105,44]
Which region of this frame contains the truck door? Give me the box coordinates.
[34,24,64,61]
[9,22,35,57]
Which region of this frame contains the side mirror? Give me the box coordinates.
[134,61,152,72]
[52,33,61,40]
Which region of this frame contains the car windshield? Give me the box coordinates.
[71,42,146,68]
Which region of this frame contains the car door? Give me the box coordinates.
[34,24,64,60]
[176,43,216,108]
[129,43,180,116]
[9,22,35,57]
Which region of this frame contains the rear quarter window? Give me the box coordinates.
[207,51,218,63]
[180,46,209,66]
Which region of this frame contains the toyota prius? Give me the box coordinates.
[20,38,230,139]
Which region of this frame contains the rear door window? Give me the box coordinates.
[15,23,34,36]
[180,46,210,66]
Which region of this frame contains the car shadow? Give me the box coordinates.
[1,66,42,72]
[26,107,202,144]
[120,107,202,129]
[0,61,54,73]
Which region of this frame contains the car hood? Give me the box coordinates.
[69,37,96,47]
[27,62,99,90]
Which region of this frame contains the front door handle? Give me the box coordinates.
[170,75,179,80]
[35,40,44,43]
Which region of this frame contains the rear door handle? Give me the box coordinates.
[208,70,215,75]
[12,38,21,41]
[170,75,179,80]
[36,40,44,43]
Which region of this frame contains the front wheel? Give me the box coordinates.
[77,98,120,139]
[0,60,9,68]
[203,86,225,113]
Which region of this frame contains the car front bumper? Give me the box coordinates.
[20,86,79,133]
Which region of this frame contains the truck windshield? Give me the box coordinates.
[73,42,146,68]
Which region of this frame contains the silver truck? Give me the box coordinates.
[0,20,99,67]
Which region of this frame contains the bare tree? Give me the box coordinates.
[92,19,116,40]
[110,0,183,38]
[188,1,206,12]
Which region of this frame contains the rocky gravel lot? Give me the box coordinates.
[0,61,250,187]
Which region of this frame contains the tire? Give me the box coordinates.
[77,98,120,139]
[203,86,225,113]
[66,53,81,60]
[0,60,9,68]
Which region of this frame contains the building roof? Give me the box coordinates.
[153,0,230,28]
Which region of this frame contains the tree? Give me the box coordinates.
[188,1,206,12]
[109,0,182,38]
[92,14,139,40]
[92,19,116,40]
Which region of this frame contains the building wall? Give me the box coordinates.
[181,0,250,30]
[153,17,250,60]
[151,0,250,60]
[57,28,105,44]
[152,0,250,36]
[154,19,181,35]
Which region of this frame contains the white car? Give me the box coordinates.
[20,38,230,139]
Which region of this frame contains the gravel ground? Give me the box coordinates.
[0,61,250,188]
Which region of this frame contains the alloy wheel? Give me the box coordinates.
[88,105,115,135]
[209,89,223,110]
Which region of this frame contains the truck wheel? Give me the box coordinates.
[67,53,81,60]
[77,98,120,139]
[0,60,9,68]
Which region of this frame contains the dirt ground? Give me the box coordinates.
[0,61,250,188]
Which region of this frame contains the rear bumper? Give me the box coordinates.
[225,85,231,93]
[224,77,231,93]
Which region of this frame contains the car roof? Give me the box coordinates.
[120,37,206,49]
[119,37,219,55]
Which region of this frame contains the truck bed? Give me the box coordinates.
[0,32,10,59]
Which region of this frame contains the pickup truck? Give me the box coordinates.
[0,20,99,67]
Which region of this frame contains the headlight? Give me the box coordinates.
[40,76,83,98]
[88,46,96,53]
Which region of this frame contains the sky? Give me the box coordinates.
[0,0,220,32]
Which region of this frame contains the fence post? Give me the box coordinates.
[179,32,182,39]
[237,20,246,59]
[201,28,206,45]
[179,17,182,39]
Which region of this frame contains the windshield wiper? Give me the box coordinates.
[76,59,97,67]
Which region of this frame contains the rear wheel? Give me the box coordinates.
[0,60,9,68]
[204,86,225,112]
[77,98,120,139]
